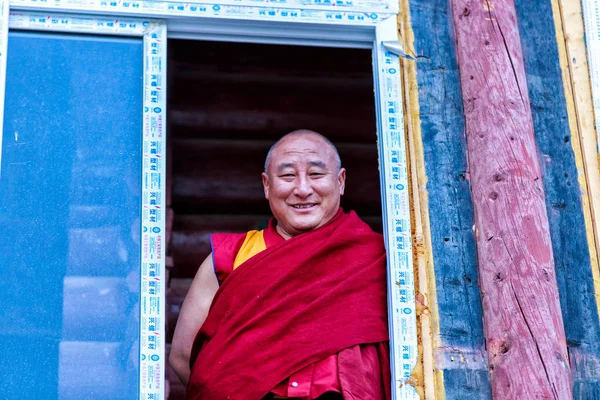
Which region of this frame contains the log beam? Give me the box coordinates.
[169,214,382,278]
[451,0,572,398]
[171,138,382,215]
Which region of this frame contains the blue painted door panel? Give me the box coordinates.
[0,31,143,399]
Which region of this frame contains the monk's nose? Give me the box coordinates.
[294,176,313,197]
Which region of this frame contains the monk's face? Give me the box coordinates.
[262,134,346,239]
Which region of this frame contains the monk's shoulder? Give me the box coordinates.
[210,232,250,283]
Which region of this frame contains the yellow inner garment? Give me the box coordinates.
[233,230,266,269]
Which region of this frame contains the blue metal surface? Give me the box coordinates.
[0,31,143,399]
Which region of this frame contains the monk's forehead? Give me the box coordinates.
[272,134,333,161]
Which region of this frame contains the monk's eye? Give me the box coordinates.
[280,174,295,178]
[310,172,325,177]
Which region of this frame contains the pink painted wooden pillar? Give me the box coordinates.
[451,0,572,398]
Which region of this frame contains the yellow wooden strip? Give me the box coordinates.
[551,0,600,320]
[397,2,443,398]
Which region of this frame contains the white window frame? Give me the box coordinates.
[582,0,600,143]
[0,2,417,399]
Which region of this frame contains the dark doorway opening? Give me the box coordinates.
[165,38,381,399]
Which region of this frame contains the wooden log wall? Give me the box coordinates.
[397,2,436,396]
[545,0,600,397]
[406,0,600,398]
[165,39,381,399]
[451,0,571,398]
[162,3,600,398]
[408,1,491,398]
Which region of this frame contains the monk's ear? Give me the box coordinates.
[262,172,270,200]
[337,168,346,196]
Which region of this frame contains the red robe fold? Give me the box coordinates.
[187,211,389,400]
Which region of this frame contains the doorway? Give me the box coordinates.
[165,38,382,398]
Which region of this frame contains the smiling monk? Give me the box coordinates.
[170,130,390,400]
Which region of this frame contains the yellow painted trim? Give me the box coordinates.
[397,2,444,398]
[551,0,600,320]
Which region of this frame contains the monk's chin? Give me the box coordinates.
[282,219,324,236]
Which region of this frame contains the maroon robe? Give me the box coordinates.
[187,210,390,400]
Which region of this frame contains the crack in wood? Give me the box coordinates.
[485,0,525,104]
[510,281,560,400]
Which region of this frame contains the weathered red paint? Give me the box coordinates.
[451,0,572,398]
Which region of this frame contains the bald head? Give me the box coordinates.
[261,129,346,239]
[264,130,342,173]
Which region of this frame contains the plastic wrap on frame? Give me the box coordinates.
[375,21,419,400]
[10,0,395,25]
[140,21,167,400]
[8,12,150,34]
[9,0,393,10]
[0,0,8,168]
[582,0,600,148]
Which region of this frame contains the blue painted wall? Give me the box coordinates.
[0,32,143,399]
[515,0,600,398]
[408,1,492,398]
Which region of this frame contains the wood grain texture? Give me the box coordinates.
[169,66,373,117]
[397,1,437,397]
[551,0,600,290]
[169,214,268,278]
[551,0,600,310]
[167,40,377,143]
[452,0,572,398]
[544,0,600,397]
[409,0,491,398]
[168,108,377,144]
[171,138,382,216]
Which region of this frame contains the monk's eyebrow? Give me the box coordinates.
[277,162,295,172]
[276,160,326,172]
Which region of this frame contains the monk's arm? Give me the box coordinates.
[169,253,219,386]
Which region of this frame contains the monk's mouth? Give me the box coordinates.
[291,204,317,209]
